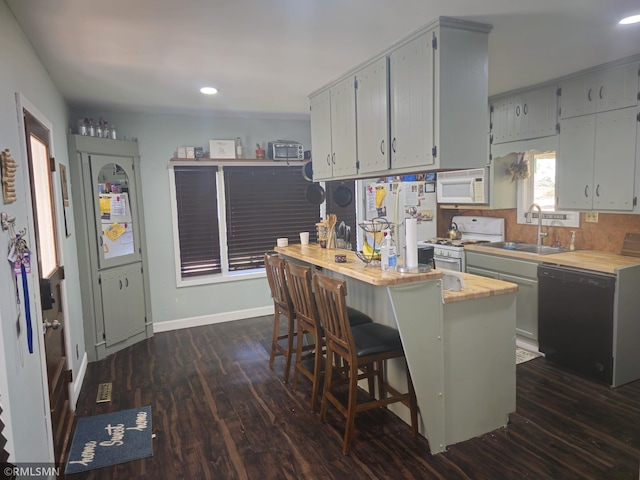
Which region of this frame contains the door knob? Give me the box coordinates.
[43,320,61,332]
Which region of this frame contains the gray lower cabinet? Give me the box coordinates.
[67,135,153,362]
[100,263,147,347]
[466,251,539,341]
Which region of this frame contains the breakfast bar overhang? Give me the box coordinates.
[276,244,518,454]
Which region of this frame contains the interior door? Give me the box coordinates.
[23,109,72,465]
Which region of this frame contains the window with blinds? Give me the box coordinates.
[224,166,320,271]
[174,166,221,277]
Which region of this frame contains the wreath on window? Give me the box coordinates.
[507,153,530,182]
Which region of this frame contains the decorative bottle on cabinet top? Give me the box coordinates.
[236,137,243,158]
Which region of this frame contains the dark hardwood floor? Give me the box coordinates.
[69,316,640,479]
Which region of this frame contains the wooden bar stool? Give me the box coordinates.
[284,261,373,411]
[264,252,297,383]
[313,271,418,455]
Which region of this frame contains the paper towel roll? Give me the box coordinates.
[405,218,418,268]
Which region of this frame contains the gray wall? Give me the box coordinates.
[0,0,86,462]
[70,109,311,325]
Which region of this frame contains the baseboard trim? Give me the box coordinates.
[515,336,541,354]
[70,352,88,411]
[153,306,273,333]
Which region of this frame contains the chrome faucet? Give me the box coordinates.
[527,203,547,246]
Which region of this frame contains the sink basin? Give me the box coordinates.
[483,242,568,255]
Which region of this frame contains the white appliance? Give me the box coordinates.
[417,216,504,272]
[363,179,437,257]
[437,167,488,205]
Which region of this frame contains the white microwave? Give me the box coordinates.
[437,167,488,204]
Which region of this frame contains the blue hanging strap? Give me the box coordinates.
[21,262,33,354]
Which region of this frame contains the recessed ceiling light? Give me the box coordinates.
[619,14,640,25]
[200,87,218,95]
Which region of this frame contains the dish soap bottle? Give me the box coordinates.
[380,230,389,270]
[570,231,576,251]
[380,229,397,271]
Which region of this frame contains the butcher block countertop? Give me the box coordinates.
[465,244,640,274]
[275,244,518,303]
[441,272,518,304]
[274,244,441,286]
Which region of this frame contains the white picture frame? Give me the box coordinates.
[209,140,236,159]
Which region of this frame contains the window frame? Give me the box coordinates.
[168,159,319,287]
[515,149,579,228]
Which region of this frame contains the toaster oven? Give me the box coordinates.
[267,141,304,160]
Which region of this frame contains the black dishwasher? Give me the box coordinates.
[538,264,616,384]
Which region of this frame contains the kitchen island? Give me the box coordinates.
[275,244,518,454]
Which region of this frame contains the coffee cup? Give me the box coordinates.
[299,232,310,245]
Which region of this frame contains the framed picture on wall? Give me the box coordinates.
[209,140,236,159]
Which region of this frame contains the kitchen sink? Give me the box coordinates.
[483,242,569,255]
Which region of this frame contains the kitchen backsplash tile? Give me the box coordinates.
[437,208,640,254]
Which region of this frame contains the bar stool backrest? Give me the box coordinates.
[312,272,355,361]
[264,253,293,314]
[284,262,318,330]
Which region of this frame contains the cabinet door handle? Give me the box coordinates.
[599,86,603,100]
[119,280,123,290]
[515,105,520,116]
[99,236,103,246]
[331,153,335,165]
[584,185,589,198]
[380,139,385,155]
[587,88,592,102]
[125,277,129,288]
[392,137,397,153]
[523,103,528,115]
[326,154,330,166]
[596,184,600,197]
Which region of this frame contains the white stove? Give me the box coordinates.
[417,216,504,272]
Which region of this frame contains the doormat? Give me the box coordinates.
[65,406,152,474]
[516,347,541,365]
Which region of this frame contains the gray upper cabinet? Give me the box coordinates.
[389,32,434,170]
[355,57,390,175]
[557,106,637,211]
[309,76,358,181]
[309,89,333,180]
[491,86,558,144]
[67,135,153,362]
[560,63,638,119]
[393,21,491,172]
[309,17,491,180]
[89,154,142,269]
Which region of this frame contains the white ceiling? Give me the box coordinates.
[6,0,640,117]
